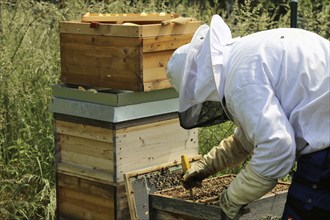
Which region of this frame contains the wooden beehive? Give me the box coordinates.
[54,115,198,220]
[54,114,198,183]
[60,13,203,91]
[50,85,199,220]
[149,176,290,220]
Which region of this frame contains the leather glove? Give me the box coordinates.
[183,134,250,189]
[219,163,277,219]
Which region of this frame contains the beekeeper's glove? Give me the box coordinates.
[219,163,277,219]
[183,134,250,189]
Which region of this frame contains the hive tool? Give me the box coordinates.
[181,154,195,201]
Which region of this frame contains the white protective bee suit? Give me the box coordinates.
[167,15,330,219]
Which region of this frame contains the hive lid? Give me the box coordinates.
[81,12,178,23]
[49,96,179,123]
[60,13,203,38]
[52,84,178,106]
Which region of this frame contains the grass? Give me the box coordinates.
[0,0,329,219]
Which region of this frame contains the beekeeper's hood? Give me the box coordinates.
[166,15,239,129]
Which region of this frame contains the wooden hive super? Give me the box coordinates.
[149,176,290,220]
[50,85,199,220]
[60,13,203,91]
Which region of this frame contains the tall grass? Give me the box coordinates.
[0,0,329,219]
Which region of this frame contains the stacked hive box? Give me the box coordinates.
[51,13,203,220]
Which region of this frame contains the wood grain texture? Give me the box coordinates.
[149,191,288,220]
[149,195,221,220]
[142,34,193,53]
[57,163,114,183]
[140,21,203,37]
[81,13,174,23]
[142,50,173,81]
[55,117,198,183]
[60,33,143,91]
[60,21,142,37]
[115,118,198,182]
[60,21,203,37]
[55,120,113,143]
[57,173,130,220]
[142,49,173,91]
[59,21,202,91]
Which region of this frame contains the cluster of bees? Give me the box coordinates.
[144,167,183,191]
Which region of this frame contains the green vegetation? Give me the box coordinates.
[0,0,329,219]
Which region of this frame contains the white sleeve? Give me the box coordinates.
[234,127,254,153]
[227,84,296,179]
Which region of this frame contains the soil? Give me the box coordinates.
[154,174,289,202]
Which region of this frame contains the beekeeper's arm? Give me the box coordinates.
[219,83,296,219]
[183,127,254,189]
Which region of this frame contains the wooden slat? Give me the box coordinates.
[57,173,129,220]
[57,179,115,220]
[116,183,131,220]
[149,194,221,220]
[60,21,203,38]
[143,79,173,92]
[142,50,173,82]
[142,34,192,53]
[55,120,113,143]
[58,134,113,160]
[60,21,142,37]
[58,199,113,220]
[142,50,173,91]
[81,13,175,23]
[149,209,201,220]
[116,142,198,181]
[124,173,137,220]
[115,119,198,182]
[116,118,197,148]
[149,191,288,220]
[61,151,114,173]
[58,188,114,210]
[57,172,115,199]
[140,21,203,37]
[124,155,201,220]
[57,163,114,183]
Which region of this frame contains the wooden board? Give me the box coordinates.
[54,116,199,183]
[149,194,222,220]
[81,12,177,24]
[149,182,289,220]
[124,156,202,220]
[57,173,129,220]
[51,84,178,107]
[114,118,198,182]
[60,33,142,91]
[60,21,203,38]
[149,191,288,220]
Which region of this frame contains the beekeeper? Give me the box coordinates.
[167,15,330,219]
